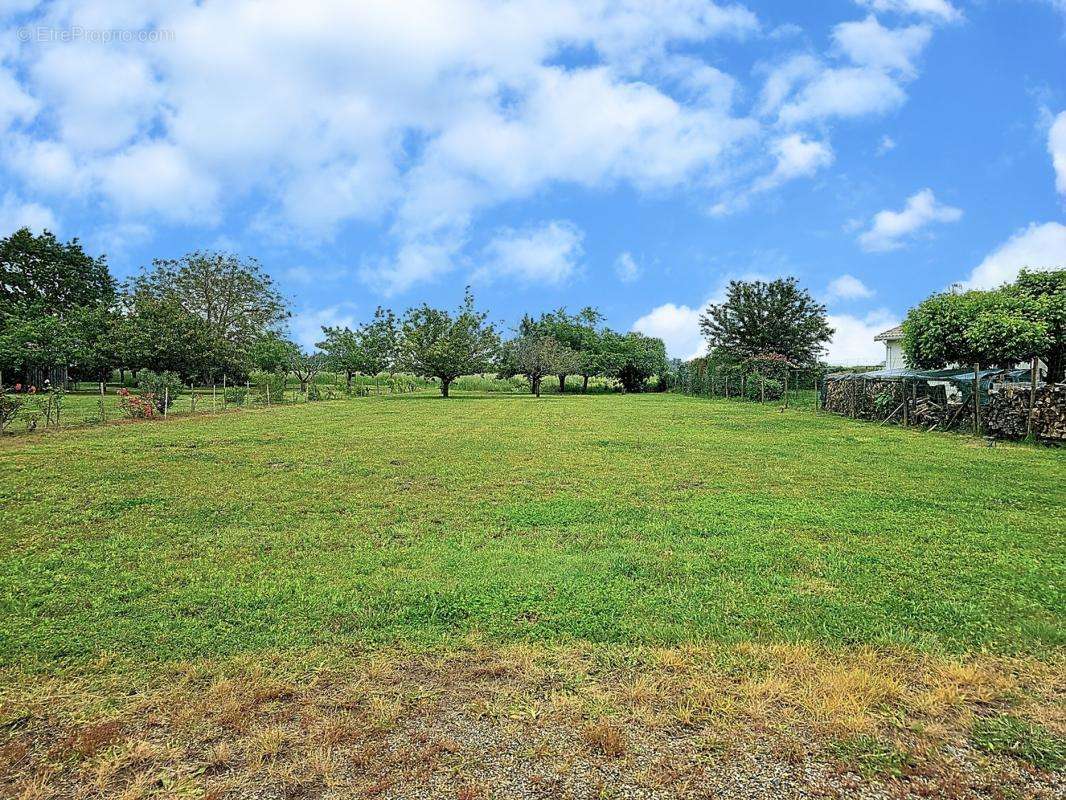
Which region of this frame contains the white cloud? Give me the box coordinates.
[858,188,962,252]
[963,222,1066,289]
[614,251,641,283]
[877,134,897,155]
[289,303,359,351]
[713,133,833,214]
[631,302,707,360]
[476,220,583,286]
[827,274,874,300]
[825,309,899,365]
[777,66,907,126]
[855,0,961,23]
[832,16,932,78]
[1049,110,1066,195]
[0,0,952,291]
[95,142,220,223]
[0,191,56,234]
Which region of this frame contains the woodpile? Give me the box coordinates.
[985,384,1066,441]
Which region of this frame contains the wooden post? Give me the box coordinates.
[212,383,217,412]
[1028,357,1038,437]
[902,379,909,427]
[973,363,980,435]
[190,383,197,414]
[164,387,169,419]
[783,370,789,409]
[100,381,106,422]
[266,382,271,405]
[222,374,227,408]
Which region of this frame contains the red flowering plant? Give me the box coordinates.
[116,387,157,419]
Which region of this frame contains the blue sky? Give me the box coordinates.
[1,0,1064,363]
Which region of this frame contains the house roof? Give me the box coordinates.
[874,325,904,342]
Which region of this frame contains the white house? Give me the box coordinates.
[874,325,905,369]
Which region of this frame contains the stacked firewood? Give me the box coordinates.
[985,384,1066,441]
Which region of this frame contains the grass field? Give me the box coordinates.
[0,393,1062,798]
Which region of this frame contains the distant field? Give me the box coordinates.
[0,393,1062,797]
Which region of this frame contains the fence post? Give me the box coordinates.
[190,383,197,414]
[973,363,980,435]
[212,383,217,412]
[266,382,271,406]
[222,374,227,408]
[164,387,169,419]
[902,379,909,427]
[1028,357,1038,437]
[783,370,789,409]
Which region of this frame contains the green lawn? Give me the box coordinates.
[0,392,1062,671]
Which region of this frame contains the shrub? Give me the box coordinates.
[250,370,286,403]
[137,371,183,412]
[224,387,247,406]
[742,373,783,401]
[117,388,156,419]
[0,390,22,433]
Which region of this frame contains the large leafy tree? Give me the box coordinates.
[398,290,499,397]
[499,333,579,397]
[699,278,832,365]
[0,228,114,316]
[1008,269,1065,382]
[600,331,667,392]
[318,307,398,390]
[903,287,1050,371]
[524,307,604,392]
[0,228,116,385]
[124,251,288,380]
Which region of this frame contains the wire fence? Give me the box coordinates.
[0,373,432,436]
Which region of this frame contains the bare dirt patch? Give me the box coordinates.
[0,643,1062,799]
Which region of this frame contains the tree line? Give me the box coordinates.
[0,228,668,398]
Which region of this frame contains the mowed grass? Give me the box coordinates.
[0,392,1062,672]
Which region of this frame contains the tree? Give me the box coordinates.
[249,332,301,374]
[524,306,604,392]
[124,251,288,380]
[500,333,579,397]
[699,278,832,365]
[398,290,499,397]
[357,306,399,376]
[288,349,325,394]
[600,331,667,392]
[318,307,398,391]
[317,326,363,390]
[903,289,1050,371]
[0,228,114,316]
[1008,269,1066,382]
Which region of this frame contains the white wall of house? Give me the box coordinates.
[884,339,905,370]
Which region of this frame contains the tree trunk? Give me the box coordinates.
[558,374,566,393]
[582,374,589,393]
[300,379,308,394]
[441,378,450,397]
[533,377,541,397]
[346,371,353,391]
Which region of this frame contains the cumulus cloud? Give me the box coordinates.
[713,133,833,214]
[0,0,954,291]
[877,134,897,155]
[631,302,707,360]
[962,222,1066,289]
[476,220,584,286]
[827,274,874,300]
[0,192,57,235]
[825,309,900,365]
[832,15,932,78]
[289,303,359,351]
[1050,111,1066,195]
[855,0,961,23]
[614,251,641,283]
[858,188,962,252]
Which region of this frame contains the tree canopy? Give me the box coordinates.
[0,228,114,317]
[397,290,499,397]
[499,333,579,397]
[902,271,1062,375]
[699,278,832,365]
